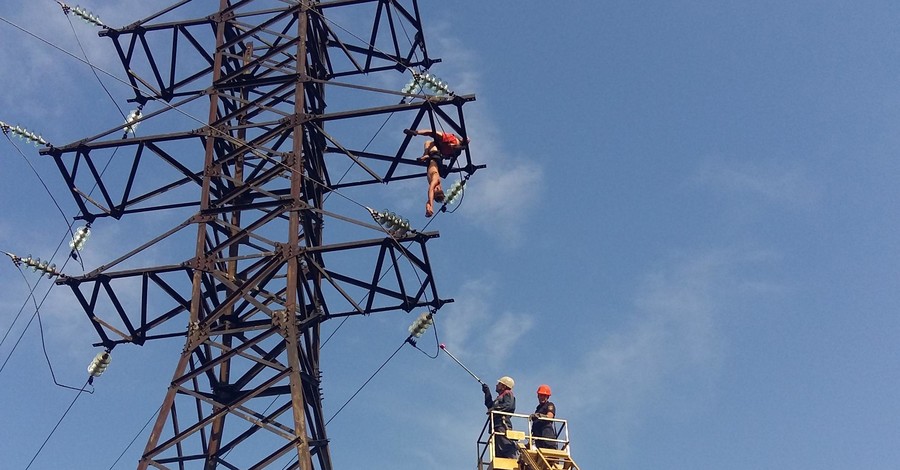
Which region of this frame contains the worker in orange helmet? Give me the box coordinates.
[530,384,557,449]
[404,128,469,217]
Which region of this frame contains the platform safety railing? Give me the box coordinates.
[476,411,573,469]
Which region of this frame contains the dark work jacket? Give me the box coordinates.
[532,400,557,440]
[485,390,516,431]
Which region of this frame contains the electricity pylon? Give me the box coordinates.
[41,1,480,468]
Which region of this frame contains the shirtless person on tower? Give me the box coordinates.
[404,128,469,217]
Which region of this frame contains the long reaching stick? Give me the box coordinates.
[439,343,485,385]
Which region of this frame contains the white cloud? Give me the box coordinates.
[693,157,821,209]
[31,284,98,360]
[455,119,543,245]
[440,276,535,369]
[482,310,535,360]
[0,0,211,138]
[563,249,777,450]
[425,28,545,246]
[0,2,135,130]
[0,265,97,392]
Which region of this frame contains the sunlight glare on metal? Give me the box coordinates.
[445,179,465,205]
[407,311,433,338]
[87,351,111,377]
[401,71,452,98]
[123,108,142,135]
[6,252,60,278]
[69,225,91,251]
[0,120,49,147]
[57,2,107,28]
[369,208,413,236]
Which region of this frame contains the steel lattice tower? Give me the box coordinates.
[40,1,479,468]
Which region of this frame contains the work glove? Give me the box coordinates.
[529,413,541,420]
[403,128,417,136]
[482,383,490,394]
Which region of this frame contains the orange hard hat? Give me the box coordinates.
[537,384,552,396]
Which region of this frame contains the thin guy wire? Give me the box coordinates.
[25,381,87,470]
[0,229,70,351]
[7,10,452,459]
[60,5,128,122]
[0,240,74,376]
[278,339,406,470]
[0,283,52,376]
[3,4,456,364]
[3,132,75,240]
[322,0,427,200]
[317,0,455,345]
[18,266,95,393]
[2,7,440,350]
[106,405,162,470]
[1,11,442,229]
[24,376,91,469]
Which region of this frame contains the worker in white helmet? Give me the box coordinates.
[482,376,517,459]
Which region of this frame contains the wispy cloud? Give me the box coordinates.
[693,157,822,210]
[565,249,779,450]
[0,266,96,375]
[440,276,535,369]
[0,2,124,126]
[426,28,545,245]
[0,0,181,136]
[31,282,99,360]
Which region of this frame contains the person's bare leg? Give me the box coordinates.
[419,141,438,161]
[425,160,444,217]
[422,140,443,216]
[426,160,442,217]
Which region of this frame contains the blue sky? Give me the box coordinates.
[2,1,900,469]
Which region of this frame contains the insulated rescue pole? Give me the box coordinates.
[439,343,486,386]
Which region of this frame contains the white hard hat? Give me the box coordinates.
[498,376,515,389]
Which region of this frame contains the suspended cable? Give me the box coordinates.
[1,11,453,228]
[58,2,128,122]
[3,7,461,362]
[321,204,443,348]
[106,405,161,470]
[0,289,30,350]
[0,237,75,377]
[0,232,70,351]
[292,316,441,469]
[15,266,94,392]
[2,131,75,240]
[0,290,48,376]
[320,295,442,435]
[2,9,435,356]
[323,111,396,204]
[282,343,414,468]
[326,340,404,425]
[0,290,50,373]
[307,7,413,74]
[0,14,114,78]
[321,0,429,197]
[36,307,93,392]
[4,4,456,401]
[411,310,441,359]
[24,376,91,470]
